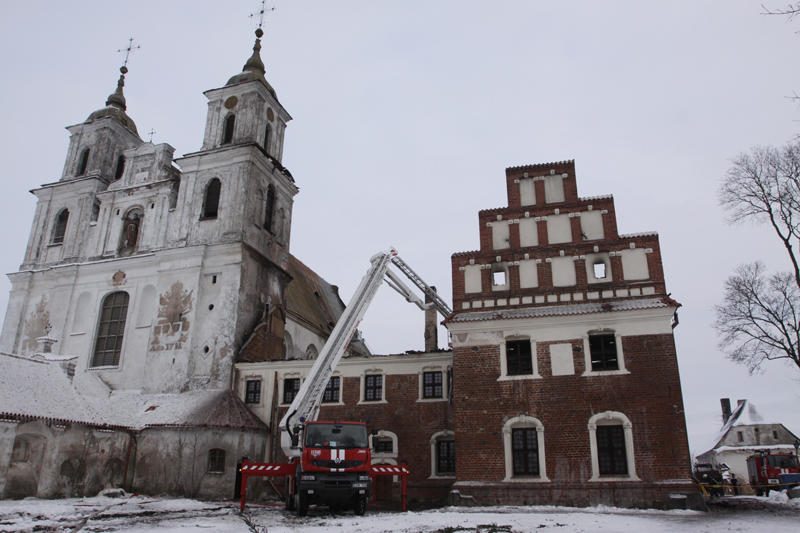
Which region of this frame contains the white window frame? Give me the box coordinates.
[417,366,448,402]
[358,369,387,404]
[429,430,456,479]
[498,336,541,381]
[502,415,549,482]
[370,429,399,462]
[279,372,303,406]
[587,411,640,481]
[582,330,629,376]
[321,373,344,405]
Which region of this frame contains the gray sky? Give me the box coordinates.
[1,1,798,457]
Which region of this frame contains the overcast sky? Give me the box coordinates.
[1,1,798,456]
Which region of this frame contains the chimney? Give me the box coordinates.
[424,286,438,352]
[720,398,732,424]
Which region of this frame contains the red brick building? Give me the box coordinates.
[445,160,698,508]
[236,159,699,509]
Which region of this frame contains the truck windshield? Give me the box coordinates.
[768,455,799,468]
[305,423,368,449]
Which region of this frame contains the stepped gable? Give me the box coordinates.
[449,160,669,319]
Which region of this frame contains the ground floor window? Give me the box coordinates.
[207,449,225,473]
[512,427,539,476]
[436,439,456,475]
[588,411,639,481]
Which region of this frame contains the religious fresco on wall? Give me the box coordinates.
[22,295,52,354]
[149,281,193,351]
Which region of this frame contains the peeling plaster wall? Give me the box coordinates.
[0,420,132,499]
[131,427,265,499]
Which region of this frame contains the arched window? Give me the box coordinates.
[502,415,549,481]
[114,155,126,180]
[91,291,130,367]
[76,148,90,175]
[52,209,69,244]
[118,208,143,256]
[264,184,275,231]
[430,430,455,478]
[207,448,226,473]
[264,123,272,153]
[222,114,235,145]
[587,411,639,481]
[202,178,221,219]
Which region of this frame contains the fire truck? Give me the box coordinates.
[239,249,452,515]
[746,451,800,496]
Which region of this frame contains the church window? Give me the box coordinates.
[52,209,69,244]
[364,374,383,402]
[76,148,90,175]
[91,200,101,222]
[264,123,272,153]
[244,379,261,404]
[264,184,275,231]
[436,438,456,475]
[11,438,30,463]
[207,448,225,473]
[118,208,143,256]
[596,425,628,476]
[589,333,618,371]
[91,291,130,367]
[222,114,235,145]
[202,178,221,219]
[114,155,126,180]
[512,427,539,476]
[373,437,393,454]
[422,371,443,399]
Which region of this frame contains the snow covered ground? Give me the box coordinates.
[1,493,799,532]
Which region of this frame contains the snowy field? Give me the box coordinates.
[1,494,799,532]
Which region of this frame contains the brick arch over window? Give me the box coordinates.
[222,114,235,145]
[430,430,455,478]
[52,209,69,245]
[587,411,639,481]
[91,291,130,367]
[502,415,549,481]
[202,178,221,219]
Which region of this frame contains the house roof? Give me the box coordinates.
[0,352,266,432]
[700,400,799,457]
[447,297,671,323]
[286,255,370,357]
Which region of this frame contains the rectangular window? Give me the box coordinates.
[207,449,226,474]
[322,376,341,403]
[589,334,618,371]
[437,439,456,475]
[511,428,539,476]
[244,379,261,404]
[737,431,743,442]
[364,374,383,402]
[596,425,628,476]
[422,371,443,399]
[773,430,779,440]
[373,437,393,454]
[283,378,301,405]
[506,340,533,376]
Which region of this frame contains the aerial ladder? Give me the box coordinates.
[239,248,451,515]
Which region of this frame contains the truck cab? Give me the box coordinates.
[295,421,372,515]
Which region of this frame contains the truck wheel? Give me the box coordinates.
[354,494,367,516]
[297,491,309,517]
[286,489,295,511]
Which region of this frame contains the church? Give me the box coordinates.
[0,25,699,509]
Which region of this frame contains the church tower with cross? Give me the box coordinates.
[0,22,302,498]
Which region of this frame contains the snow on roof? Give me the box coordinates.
[0,352,265,431]
[698,400,783,457]
[448,297,670,323]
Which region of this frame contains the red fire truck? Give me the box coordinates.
[746,451,800,495]
[239,249,451,515]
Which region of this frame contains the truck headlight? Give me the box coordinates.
[358,475,370,481]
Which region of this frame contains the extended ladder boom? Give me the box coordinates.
[279,248,450,458]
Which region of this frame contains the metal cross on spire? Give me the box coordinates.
[249,0,275,30]
[147,129,156,143]
[117,37,141,68]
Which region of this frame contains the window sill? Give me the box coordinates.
[429,474,456,480]
[198,216,218,221]
[88,364,121,371]
[357,400,388,405]
[589,475,641,482]
[48,243,63,248]
[206,471,225,476]
[497,374,542,382]
[417,397,447,403]
[582,370,630,377]
[321,401,345,406]
[502,476,550,483]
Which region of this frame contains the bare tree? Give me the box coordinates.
[716,140,800,371]
[761,3,800,18]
